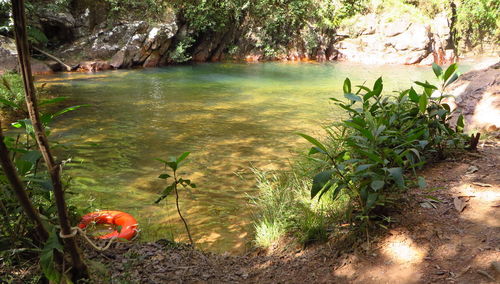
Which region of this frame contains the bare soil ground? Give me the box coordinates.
[85,139,499,284]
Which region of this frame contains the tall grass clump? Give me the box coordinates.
[251,164,350,248]
[0,72,26,108]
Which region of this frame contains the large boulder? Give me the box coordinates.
[446,62,500,132]
[0,36,19,73]
[38,9,77,43]
[87,21,177,69]
[335,12,456,65]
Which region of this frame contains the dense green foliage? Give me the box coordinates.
[302,64,468,228]
[253,64,470,247]
[455,0,500,48]
[0,98,86,282]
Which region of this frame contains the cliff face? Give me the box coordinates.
[333,13,456,65]
[2,1,496,73]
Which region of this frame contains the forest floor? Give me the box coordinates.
[85,137,500,284]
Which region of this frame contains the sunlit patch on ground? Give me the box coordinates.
[455,184,500,227]
[381,234,427,264]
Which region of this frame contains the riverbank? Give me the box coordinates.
[72,140,499,283]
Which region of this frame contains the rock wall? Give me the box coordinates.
[0,8,465,74]
[333,13,456,65]
[57,20,177,71]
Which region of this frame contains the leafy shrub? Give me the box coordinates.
[168,36,195,63]
[0,98,87,282]
[300,64,468,228]
[455,0,500,49]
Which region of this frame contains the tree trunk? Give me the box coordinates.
[10,0,89,281]
[0,121,49,242]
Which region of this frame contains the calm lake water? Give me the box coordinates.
[36,62,463,253]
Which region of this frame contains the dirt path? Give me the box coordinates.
[87,141,499,284]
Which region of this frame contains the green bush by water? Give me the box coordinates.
[252,64,470,248]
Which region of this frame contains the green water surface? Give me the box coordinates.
[37,62,457,253]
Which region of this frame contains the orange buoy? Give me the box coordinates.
[78,210,138,240]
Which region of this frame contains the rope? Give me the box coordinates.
[58,226,118,251]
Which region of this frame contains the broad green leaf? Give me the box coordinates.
[357,149,384,164]
[0,98,20,109]
[40,113,53,125]
[155,185,175,203]
[371,180,384,191]
[176,152,190,163]
[363,91,375,101]
[16,159,32,175]
[329,184,344,201]
[155,158,168,164]
[388,167,405,188]
[355,164,373,172]
[444,73,459,88]
[355,85,372,94]
[456,114,464,132]
[343,78,351,94]
[52,105,89,118]
[308,146,327,155]
[166,161,177,171]
[432,63,443,78]
[344,93,362,102]
[1,76,12,91]
[298,133,328,154]
[338,103,361,114]
[408,87,419,103]
[158,173,170,179]
[344,121,373,141]
[419,94,428,113]
[20,150,42,164]
[443,63,457,82]
[414,81,438,90]
[40,230,63,283]
[311,170,334,198]
[366,193,378,210]
[372,77,383,97]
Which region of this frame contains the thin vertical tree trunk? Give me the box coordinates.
[0,121,49,242]
[10,0,89,280]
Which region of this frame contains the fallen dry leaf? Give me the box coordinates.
[453,197,467,212]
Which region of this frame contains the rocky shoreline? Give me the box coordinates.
[1,6,497,75]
